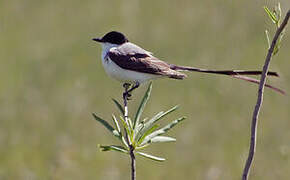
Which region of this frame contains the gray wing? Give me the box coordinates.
[107,45,186,79]
[117,42,153,56]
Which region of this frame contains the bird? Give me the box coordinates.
[92,31,284,98]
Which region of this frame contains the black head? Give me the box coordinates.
[92,31,129,45]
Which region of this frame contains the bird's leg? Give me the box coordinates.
[123,83,131,102]
[122,83,132,121]
[122,82,140,101]
[123,83,131,89]
[126,82,140,99]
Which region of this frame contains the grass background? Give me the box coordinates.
[0,0,289,179]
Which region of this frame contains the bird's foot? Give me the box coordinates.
[123,91,132,101]
[122,82,139,101]
[123,83,131,89]
[127,93,132,101]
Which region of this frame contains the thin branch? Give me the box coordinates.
[242,10,290,180]
[129,144,136,180]
[123,84,130,119]
[231,75,285,95]
[122,84,136,180]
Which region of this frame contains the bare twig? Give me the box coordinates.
[123,84,130,119]
[242,10,290,180]
[122,84,136,180]
[232,75,285,95]
[129,144,136,180]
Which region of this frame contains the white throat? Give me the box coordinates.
[101,43,119,60]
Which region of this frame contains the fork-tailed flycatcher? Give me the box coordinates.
[92,31,284,97]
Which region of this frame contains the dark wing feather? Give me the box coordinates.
[107,49,186,79]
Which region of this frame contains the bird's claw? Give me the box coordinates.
[127,93,132,100]
[123,92,132,101]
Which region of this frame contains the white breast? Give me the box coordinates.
[100,43,160,84]
[102,57,159,83]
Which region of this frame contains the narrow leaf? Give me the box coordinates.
[121,136,129,148]
[134,82,152,128]
[134,118,148,136]
[148,105,179,125]
[135,144,150,150]
[136,151,165,162]
[127,117,133,130]
[273,43,279,55]
[137,124,159,145]
[119,116,133,145]
[92,113,120,138]
[264,6,278,24]
[134,113,161,142]
[140,117,185,146]
[112,114,121,133]
[265,30,271,49]
[274,2,281,25]
[133,117,151,143]
[138,105,179,139]
[119,116,131,136]
[112,98,124,115]
[149,136,176,143]
[99,145,128,154]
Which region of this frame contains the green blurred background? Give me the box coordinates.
[0,0,289,179]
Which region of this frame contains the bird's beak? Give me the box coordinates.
[92,38,103,43]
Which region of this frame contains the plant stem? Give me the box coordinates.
[123,84,129,119]
[129,144,136,180]
[242,10,290,180]
[122,84,136,180]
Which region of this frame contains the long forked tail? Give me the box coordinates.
[170,65,279,77]
[170,65,285,95]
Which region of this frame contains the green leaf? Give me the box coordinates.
[265,30,271,49]
[149,105,179,125]
[135,144,150,150]
[119,116,131,136]
[119,116,134,145]
[133,122,144,143]
[137,124,159,146]
[273,43,279,55]
[137,105,179,140]
[136,151,165,162]
[121,136,129,148]
[127,117,133,130]
[140,117,185,146]
[112,114,121,133]
[99,145,128,154]
[133,82,152,128]
[92,113,120,138]
[273,30,284,56]
[112,98,124,115]
[134,112,161,141]
[264,6,278,24]
[149,136,176,143]
[274,2,281,25]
